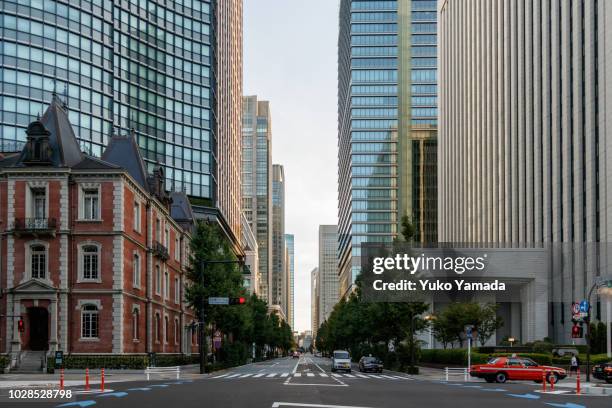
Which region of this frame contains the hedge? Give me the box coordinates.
[419,349,553,366]
[0,355,9,370]
[552,354,611,366]
[46,354,199,373]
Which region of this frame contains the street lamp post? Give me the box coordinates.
[197,257,245,374]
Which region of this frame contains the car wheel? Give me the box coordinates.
[547,373,559,384]
[347,370,352,373]
[485,377,495,383]
[495,372,508,384]
[331,368,336,373]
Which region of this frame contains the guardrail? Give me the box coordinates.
[445,367,469,382]
[145,365,181,380]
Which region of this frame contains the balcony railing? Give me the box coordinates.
[13,218,57,236]
[152,241,169,260]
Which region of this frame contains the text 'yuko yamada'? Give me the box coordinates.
[372,279,507,292]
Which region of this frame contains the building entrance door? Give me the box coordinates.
[27,307,49,351]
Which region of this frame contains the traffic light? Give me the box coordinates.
[571,324,583,338]
[229,297,246,305]
[18,318,24,333]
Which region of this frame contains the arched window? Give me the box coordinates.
[81,304,99,338]
[82,245,99,280]
[31,245,46,279]
[132,308,139,341]
[155,314,161,343]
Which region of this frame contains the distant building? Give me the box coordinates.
[241,96,273,301]
[241,214,259,296]
[285,234,295,328]
[318,225,339,323]
[272,165,287,318]
[0,98,197,364]
[311,267,320,341]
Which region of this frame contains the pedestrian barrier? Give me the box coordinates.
[444,367,468,382]
[145,366,181,380]
[85,367,90,391]
[59,368,65,390]
[576,368,581,395]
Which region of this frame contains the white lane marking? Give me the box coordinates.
[226,374,241,378]
[272,402,374,407]
[266,373,277,378]
[239,374,252,378]
[212,374,229,378]
[368,375,382,379]
[343,374,355,378]
[280,373,290,378]
[391,375,409,380]
[319,373,329,377]
[281,383,349,388]
[306,373,315,377]
[294,373,302,377]
[380,375,396,379]
[310,358,327,373]
[292,357,300,374]
[253,374,265,378]
[355,374,368,378]
[332,374,342,378]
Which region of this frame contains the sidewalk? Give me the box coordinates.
[0,365,207,389]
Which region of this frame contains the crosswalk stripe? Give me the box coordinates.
[280,373,290,378]
[307,373,315,377]
[332,374,342,378]
[319,373,329,377]
[356,374,368,378]
[266,373,277,378]
[392,375,409,380]
[294,373,302,377]
[226,374,241,378]
[381,375,396,379]
[239,374,252,378]
[369,375,383,379]
[212,374,229,378]
[343,374,355,378]
[253,374,265,378]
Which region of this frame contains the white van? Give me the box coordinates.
[331,350,352,373]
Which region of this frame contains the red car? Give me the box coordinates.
[470,356,567,384]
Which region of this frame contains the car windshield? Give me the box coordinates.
[487,358,501,364]
[523,359,538,367]
[363,357,377,363]
[334,352,350,359]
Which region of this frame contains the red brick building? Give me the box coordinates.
[0,97,198,364]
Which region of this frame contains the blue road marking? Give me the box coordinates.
[96,392,128,398]
[545,404,586,408]
[127,387,152,391]
[150,384,169,388]
[480,388,506,392]
[507,393,540,400]
[56,401,96,408]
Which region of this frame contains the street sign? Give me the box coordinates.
[55,351,63,368]
[388,340,395,352]
[579,300,590,313]
[571,301,589,322]
[208,297,230,305]
[465,325,474,340]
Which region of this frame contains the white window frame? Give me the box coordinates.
[133,201,141,232]
[155,264,161,295]
[25,181,48,220]
[133,251,141,288]
[165,227,170,248]
[80,304,100,340]
[155,218,161,242]
[25,240,50,282]
[77,242,102,283]
[77,183,101,221]
[132,306,140,342]
[174,237,180,261]
[164,270,170,299]
[155,313,161,344]
[174,277,180,304]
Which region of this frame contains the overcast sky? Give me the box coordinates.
[243,0,340,332]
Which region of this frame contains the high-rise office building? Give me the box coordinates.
[318,225,339,323]
[338,0,438,297]
[272,164,286,317]
[311,267,320,341]
[285,234,295,328]
[0,0,243,244]
[241,96,273,301]
[438,0,612,343]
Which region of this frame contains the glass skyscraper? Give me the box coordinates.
[338,0,438,297]
[284,233,294,328]
[1,0,216,200]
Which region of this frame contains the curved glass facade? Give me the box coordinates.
[0,0,214,199]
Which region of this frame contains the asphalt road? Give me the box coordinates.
[3,354,610,408]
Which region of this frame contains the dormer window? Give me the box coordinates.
[23,120,52,164]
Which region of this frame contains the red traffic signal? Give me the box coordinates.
[18,318,25,333]
[571,324,583,338]
[230,297,246,305]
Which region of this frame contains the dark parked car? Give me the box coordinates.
[592,361,612,384]
[359,356,383,373]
